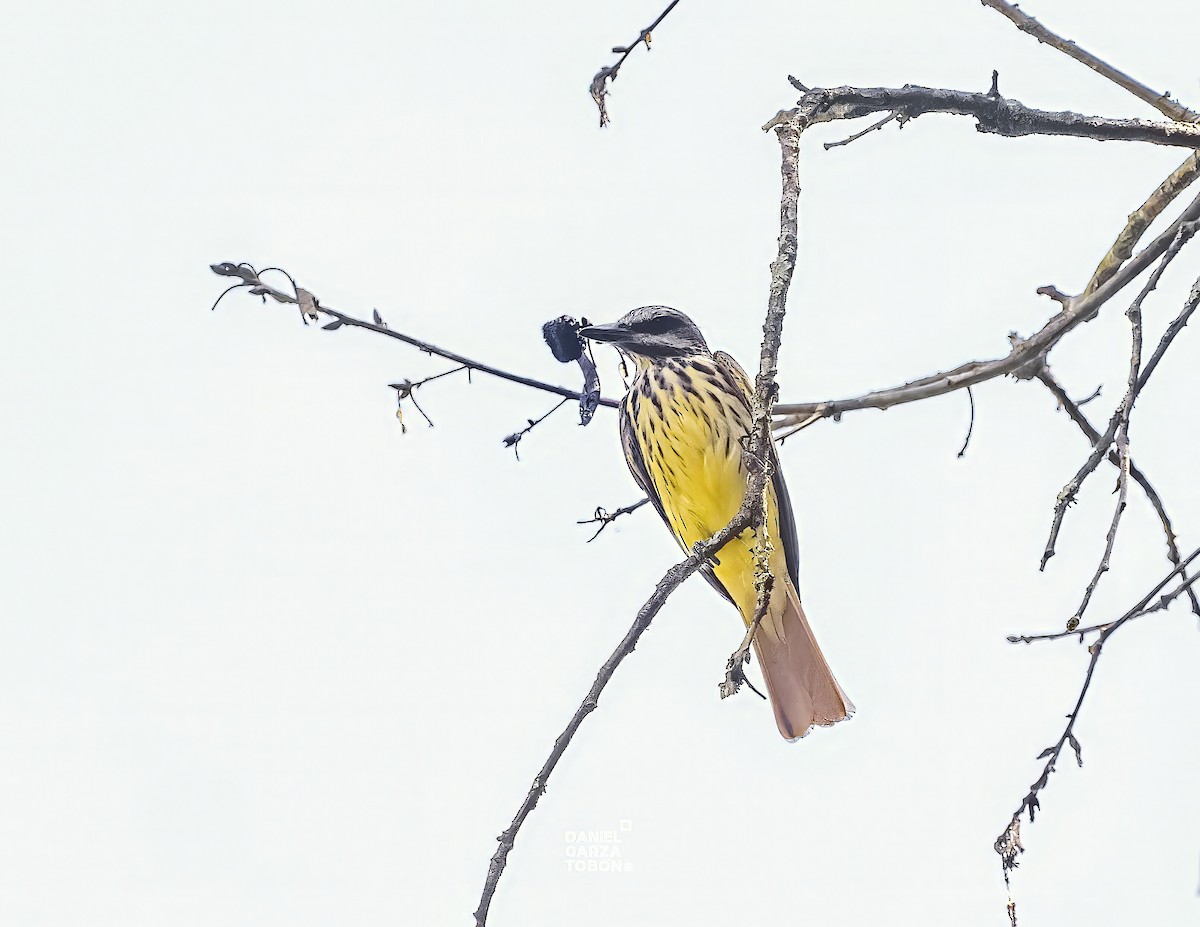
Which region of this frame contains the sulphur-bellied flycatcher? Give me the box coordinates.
[580,306,853,740]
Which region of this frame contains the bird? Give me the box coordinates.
[579,306,853,741]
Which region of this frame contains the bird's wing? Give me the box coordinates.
[619,392,736,605]
[619,396,669,527]
[713,351,801,591]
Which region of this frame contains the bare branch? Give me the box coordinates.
[1069,432,1128,622]
[1007,555,1199,643]
[589,0,681,127]
[577,498,651,542]
[997,550,1200,868]
[978,0,1199,123]
[1133,271,1200,393]
[1035,369,1200,619]
[209,264,620,410]
[1039,222,1198,570]
[473,515,750,926]
[1062,337,1139,626]
[777,84,1200,148]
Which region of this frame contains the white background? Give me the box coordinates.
[2,1,1198,924]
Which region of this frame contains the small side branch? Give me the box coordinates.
[957,386,976,458]
[823,110,902,149]
[577,498,651,541]
[502,399,571,460]
[389,365,471,429]
[589,0,681,127]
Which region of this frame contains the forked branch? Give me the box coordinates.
[997,550,1200,868]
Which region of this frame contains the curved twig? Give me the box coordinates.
[956,386,976,458]
[1034,369,1200,619]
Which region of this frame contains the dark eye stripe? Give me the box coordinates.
[632,315,680,335]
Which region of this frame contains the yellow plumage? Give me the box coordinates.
[585,306,853,740]
[623,354,788,625]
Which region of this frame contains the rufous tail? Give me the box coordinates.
[752,582,854,741]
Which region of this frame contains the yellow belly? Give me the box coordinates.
[629,363,789,623]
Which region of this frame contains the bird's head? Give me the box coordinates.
[579,306,709,362]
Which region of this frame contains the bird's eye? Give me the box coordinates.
[632,316,679,336]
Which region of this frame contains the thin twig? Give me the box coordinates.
[398,365,469,389]
[978,0,1200,123]
[1039,222,1199,570]
[209,264,620,410]
[957,386,976,458]
[589,0,681,127]
[997,551,1200,867]
[1006,555,1200,643]
[1035,368,1200,619]
[1133,270,1200,393]
[389,365,470,429]
[824,110,901,149]
[773,409,824,443]
[1064,342,1138,626]
[577,498,651,542]
[502,399,571,461]
[472,107,806,927]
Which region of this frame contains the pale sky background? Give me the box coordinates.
[2,1,1199,924]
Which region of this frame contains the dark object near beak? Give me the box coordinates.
[541,316,585,362]
[538,315,602,427]
[578,322,628,344]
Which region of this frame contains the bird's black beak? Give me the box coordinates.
[578,322,629,344]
